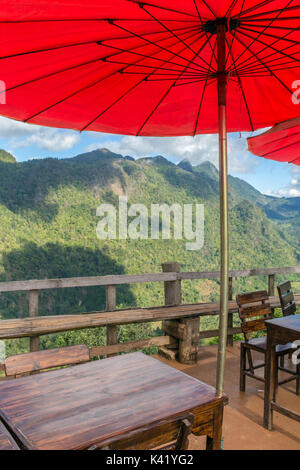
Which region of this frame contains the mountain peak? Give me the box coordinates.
[178,159,194,173]
[194,161,219,179]
[0,149,16,164]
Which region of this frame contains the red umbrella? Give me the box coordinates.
[248,117,300,165]
[1,0,300,394]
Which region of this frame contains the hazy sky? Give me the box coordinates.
[0,115,299,198]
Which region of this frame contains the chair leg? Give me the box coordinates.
[240,344,246,392]
[279,355,285,368]
[296,362,300,397]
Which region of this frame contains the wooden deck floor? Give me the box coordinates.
[155,342,300,450]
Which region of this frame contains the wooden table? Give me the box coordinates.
[0,352,227,450]
[264,315,300,430]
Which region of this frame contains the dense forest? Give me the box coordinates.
[0,148,298,356]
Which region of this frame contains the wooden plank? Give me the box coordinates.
[0,272,178,292]
[29,290,39,352]
[0,352,227,450]
[236,291,268,306]
[199,327,241,340]
[0,420,20,450]
[0,266,298,293]
[106,285,117,358]
[5,345,90,376]
[239,303,272,318]
[180,266,300,280]
[241,318,270,334]
[90,336,172,357]
[162,321,186,340]
[0,296,298,342]
[0,295,298,342]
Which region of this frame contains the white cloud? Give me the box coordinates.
[86,132,260,175]
[266,166,300,198]
[0,116,80,152]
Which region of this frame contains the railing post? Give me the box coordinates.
[268,274,275,297]
[29,290,39,352]
[161,263,199,364]
[227,277,233,347]
[106,285,117,357]
[159,263,181,361]
[268,274,275,318]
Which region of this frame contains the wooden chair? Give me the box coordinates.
[237,290,298,393]
[88,413,194,450]
[277,281,297,317]
[0,420,20,450]
[4,344,90,377]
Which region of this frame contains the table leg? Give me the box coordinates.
[264,333,277,430]
[206,407,223,450]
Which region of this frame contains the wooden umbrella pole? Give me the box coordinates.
[216,21,229,396]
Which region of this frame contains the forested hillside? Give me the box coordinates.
[0,148,298,355]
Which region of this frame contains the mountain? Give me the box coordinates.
[0,149,298,355]
[0,149,16,164]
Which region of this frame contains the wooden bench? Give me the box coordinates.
[4,344,90,377]
[0,420,20,450]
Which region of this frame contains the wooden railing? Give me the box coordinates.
[0,264,299,371]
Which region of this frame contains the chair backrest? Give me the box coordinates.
[88,413,194,451]
[236,290,273,342]
[277,281,296,317]
[0,420,20,450]
[5,344,90,377]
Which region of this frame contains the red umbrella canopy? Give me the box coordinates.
[0,0,300,136]
[247,116,300,165]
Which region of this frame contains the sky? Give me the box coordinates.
[0,115,299,198]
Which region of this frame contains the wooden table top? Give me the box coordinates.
[266,314,300,334]
[0,352,225,450]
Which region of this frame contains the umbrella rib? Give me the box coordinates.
[2,28,202,94]
[125,0,199,18]
[200,0,217,18]
[225,36,254,131]
[237,28,300,65]
[0,18,200,23]
[139,4,215,71]
[225,0,240,17]
[193,38,216,136]
[231,0,276,19]
[229,23,299,72]
[135,34,214,136]
[238,4,300,20]
[231,32,299,102]
[239,24,300,45]
[192,0,218,66]
[241,22,300,31]
[0,22,199,62]
[100,28,208,73]
[225,0,247,67]
[79,31,209,132]
[260,132,300,157]
[108,20,209,73]
[228,0,295,72]
[174,77,215,87]
[23,29,204,123]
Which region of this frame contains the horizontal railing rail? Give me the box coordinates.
[0,266,299,292]
[0,264,299,371]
